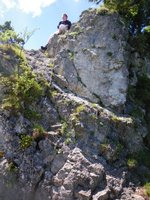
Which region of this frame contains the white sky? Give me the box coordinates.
[1,0,70,17]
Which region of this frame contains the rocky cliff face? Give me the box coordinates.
[48,10,129,109]
[0,9,149,200]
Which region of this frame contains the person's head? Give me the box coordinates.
[62,13,68,21]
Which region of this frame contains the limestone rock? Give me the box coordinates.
[48,9,129,109]
[51,148,106,199]
[93,188,110,200]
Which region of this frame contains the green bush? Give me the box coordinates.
[96,5,112,15]
[20,135,33,149]
[1,64,43,112]
[32,124,46,141]
[60,121,68,135]
[127,158,138,169]
[0,151,4,158]
[144,182,150,197]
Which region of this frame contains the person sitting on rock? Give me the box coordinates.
[41,13,71,51]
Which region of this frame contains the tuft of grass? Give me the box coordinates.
[50,89,59,98]
[69,32,79,38]
[112,33,117,40]
[96,5,111,15]
[1,64,43,112]
[144,182,150,197]
[0,151,4,158]
[127,158,138,169]
[69,25,83,39]
[100,142,110,153]
[32,124,46,141]
[60,121,68,136]
[115,142,123,156]
[107,51,113,57]
[20,135,33,150]
[0,44,26,62]
[68,51,74,61]
[24,109,41,120]
[76,104,86,114]
[8,162,18,172]
[48,63,54,68]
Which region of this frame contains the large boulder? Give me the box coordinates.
[47,9,129,109]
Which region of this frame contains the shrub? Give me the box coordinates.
[60,121,68,135]
[20,135,33,149]
[32,124,46,141]
[0,151,4,158]
[127,158,138,169]
[144,182,150,197]
[1,64,43,112]
[96,5,111,15]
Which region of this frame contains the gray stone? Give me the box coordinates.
[52,148,106,199]
[92,188,110,200]
[51,154,67,174]
[77,189,91,200]
[48,9,129,109]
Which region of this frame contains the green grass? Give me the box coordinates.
[96,5,112,15]
[0,44,26,62]
[60,121,68,136]
[32,124,46,141]
[127,158,138,169]
[20,135,33,150]
[76,104,86,114]
[107,51,113,57]
[144,182,150,197]
[1,65,43,112]
[100,142,110,153]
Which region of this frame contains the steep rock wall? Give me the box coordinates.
[48,9,129,109]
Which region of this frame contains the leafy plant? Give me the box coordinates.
[76,104,86,114]
[127,158,138,169]
[96,5,111,15]
[8,162,18,172]
[107,51,113,57]
[1,64,43,113]
[20,135,33,149]
[100,141,110,153]
[0,151,4,158]
[24,109,41,120]
[70,104,86,124]
[60,121,69,135]
[32,124,46,141]
[69,25,83,39]
[115,142,123,155]
[144,182,150,197]
[68,51,74,61]
[111,33,117,40]
[0,21,24,46]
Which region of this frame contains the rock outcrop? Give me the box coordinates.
[48,10,129,109]
[0,8,149,200]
